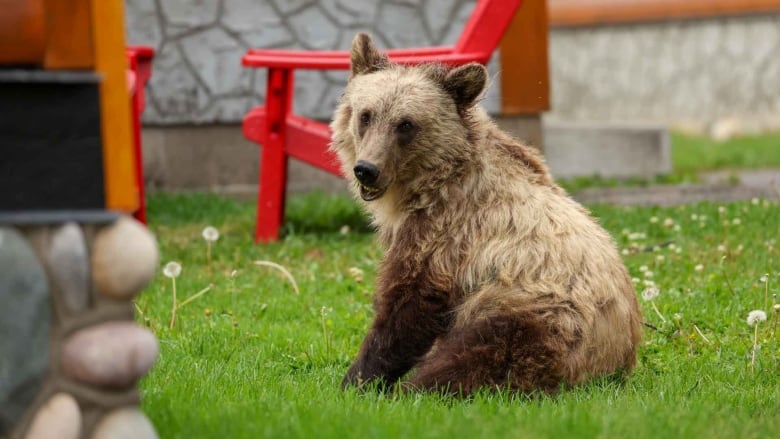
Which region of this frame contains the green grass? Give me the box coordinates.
[672,132,780,173]
[138,192,780,438]
[558,131,780,193]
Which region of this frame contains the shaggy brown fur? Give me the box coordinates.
[331,33,643,395]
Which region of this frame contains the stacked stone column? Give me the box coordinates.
[0,216,159,439]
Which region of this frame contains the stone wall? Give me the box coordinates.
[125,0,501,124]
[549,13,780,132]
[126,1,780,131]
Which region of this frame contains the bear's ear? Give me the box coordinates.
[350,33,389,78]
[442,63,488,110]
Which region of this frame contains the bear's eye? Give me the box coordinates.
[395,119,418,146]
[397,120,415,134]
[359,111,371,128]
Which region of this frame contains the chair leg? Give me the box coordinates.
[255,68,293,243]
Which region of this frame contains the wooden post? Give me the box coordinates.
[498,0,551,152]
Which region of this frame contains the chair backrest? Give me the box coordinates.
[454,0,524,54]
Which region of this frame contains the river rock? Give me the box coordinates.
[60,322,158,388]
[24,393,81,439]
[48,223,90,312]
[91,407,158,439]
[0,227,50,433]
[91,216,158,300]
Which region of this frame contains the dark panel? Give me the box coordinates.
[0,72,104,211]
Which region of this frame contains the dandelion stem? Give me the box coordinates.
[133,301,144,318]
[169,277,177,330]
[650,301,667,323]
[253,260,300,294]
[177,284,214,310]
[321,306,332,359]
[692,324,711,344]
[720,259,736,296]
[751,323,760,373]
[206,242,212,275]
[764,278,769,312]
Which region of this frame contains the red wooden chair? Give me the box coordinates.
[242,0,524,242]
[126,46,155,224]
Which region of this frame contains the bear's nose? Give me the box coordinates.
[354,161,380,186]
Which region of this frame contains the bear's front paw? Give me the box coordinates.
[341,363,387,391]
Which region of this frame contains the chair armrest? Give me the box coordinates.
[246,46,454,58]
[242,48,488,70]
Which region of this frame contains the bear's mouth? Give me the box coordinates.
[359,184,387,201]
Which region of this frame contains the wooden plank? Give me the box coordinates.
[43,0,94,69]
[499,0,551,114]
[0,0,46,65]
[550,0,780,28]
[91,0,138,212]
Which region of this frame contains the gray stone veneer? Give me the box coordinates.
[126,1,780,131]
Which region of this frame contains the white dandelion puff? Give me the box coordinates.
[694,264,704,272]
[348,266,364,283]
[746,310,767,326]
[663,218,674,227]
[642,287,660,301]
[760,274,769,283]
[202,226,219,242]
[639,265,649,273]
[163,261,182,278]
[656,255,665,262]
[732,218,741,226]
[649,216,659,224]
[751,198,760,205]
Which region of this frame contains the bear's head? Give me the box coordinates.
[330,33,488,204]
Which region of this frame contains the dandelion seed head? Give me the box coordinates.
[690,213,698,221]
[642,279,656,287]
[644,271,655,278]
[760,274,769,283]
[621,248,629,255]
[163,261,182,278]
[774,304,780,312]
[663,218,674,227]
[751,197,760,205]
[631,277,640,284]
[348,267,364,283]
[717,244,726,252]
[694,264,704,272]
[639,265,649,273]
[339,225,351,235]
[650,216,659,224]
[673,313,683,321]
[202,226,219,242]
[673,224,681,232]
[656,255,665,262]
[641,287,660,301]
[718,206,726,214]
[746,310,767,326]
[732,218,741,225]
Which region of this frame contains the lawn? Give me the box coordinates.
[137,192,780,438]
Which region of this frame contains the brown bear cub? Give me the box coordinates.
[330,33,643,395]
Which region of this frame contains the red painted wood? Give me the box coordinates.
[126,46,155,224]
[255,68,292,243]
[285,115,342,177]
[242,0,524,242]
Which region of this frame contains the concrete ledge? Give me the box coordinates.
[544,122,671,179]
[140,122,672,195]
